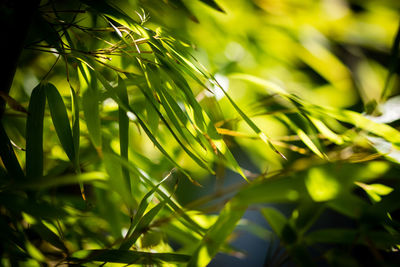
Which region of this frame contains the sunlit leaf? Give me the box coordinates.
[45,83,75,162]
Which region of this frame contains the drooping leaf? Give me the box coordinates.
[70,85,80,169]
[198,0,225,12]
[45,83,75,163]
[120,201,165,250]
[188,198,247,267]
[26,84,46,179]
[70,249,190,264]
[79,66,102,149]
[31,222,68,252]
[261,207,288,238]
[116,75,131,192]
[105,153,206,236]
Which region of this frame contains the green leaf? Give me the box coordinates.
[214,75,286,159]
[45,83,75,163]
[105,153,206,236]
[313,106,400,146]
[96,71,200,185]
[236,175,306,205]
[116,76,130,192]
[15,172,108,190]
[261,207,287,237]
[70,86,80,169]
[79,0,137,26]
[80,68,102,149]
[381,18,400,101]
[188,198,247,267]
[198,0,225,12]
[31,222,68,252]
[0,123,24,180]
[327,193,368,219]
[305,228,358,244]
[123,173,171,242]
[70,249,190,264]
[26,84,46,179]
[305,168,340,202]
[120,201,165,250]
[279,113,326,159]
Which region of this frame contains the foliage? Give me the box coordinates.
[1,0,400,266]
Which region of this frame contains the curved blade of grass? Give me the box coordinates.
[45,83,75,162]
[26,84,46,179]
[70,249,190,264]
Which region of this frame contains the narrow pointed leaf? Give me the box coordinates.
[70,249,190,264]
[199,0,225,12]
[0,123,24,179]
[26,84,46,179]
[81,70,102,148]
[120,201,165,250]
[116,76,130,191]
[45,83,75,162]
[188,198,247,267]
[70,86,80,169]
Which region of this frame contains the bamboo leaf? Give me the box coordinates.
[26,84,46,179]
[105,153,206,235]
[120,201,165,250]
[261,207,288,237]
[70,249,190,264]
[214,76,286,159]
[279,114,326,159]
[15,172,108,190]
[381,18,400,101]
[70,86,80,169]
[236,175,306,205]
[45,83,75,162]
[80,67,102,149]
[0,123,24,179]
[198,0,225,12]
[188,198,247,267]
[116,76,130,192]
[96,71,201,185]
[31,222,68,252]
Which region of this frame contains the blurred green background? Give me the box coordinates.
[2,0,400,266]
